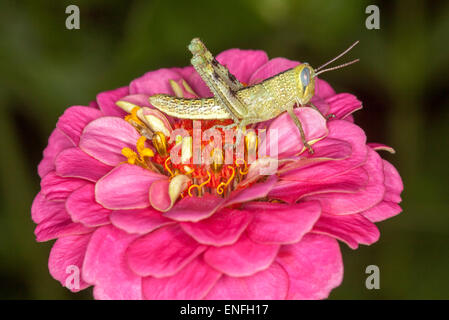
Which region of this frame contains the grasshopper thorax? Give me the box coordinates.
[293,63,316,105]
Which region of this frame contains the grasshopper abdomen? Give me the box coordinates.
[149,95,231,120]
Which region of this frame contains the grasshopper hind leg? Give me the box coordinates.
[188,38,248,124]
[188,38,243,92]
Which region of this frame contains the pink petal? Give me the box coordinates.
[162,193,225,222]
[82,225,142,300]
[180,208,253,246]
[183,66,213,98]
[40,172,88,201]
[275,138,353,177]
[139,107,174,136]
[119,94,179,123]
[119,94,152,108]
[249,57,298,84]
[79,117,141,166]
[55,147,112,182]
[167,78,198,99]
[142,257,221,300]
[130,68,185,95]
[266,180,306,204]
[176,65,213,100]
[110,208,174,235]
[35,206,92,242]
[38,129,75,178]
[382,160,403,203]
[31,192,63,224]
[225,175,277,207]
[56,106,103,145]
[95,164,166,210]
[48,233,92,292]
[96,86,129,117]
[177,65,197,82]
[304,148,385,215]
[315,78,336,99]
[309,95,330,116]
[240,157,280,186]
[368,143,396,154]
[205,262,288,300]
[277,234,343,300]
[312,213,380,249]
[278,137,352,175]
[270,166,369,203]
[216,49,269,84]
[89,100,99,109]
[126,224,206,277]
[204,233,279,277]
[66,184,111,227]
[265,107,328,158]
[345,114,355,122]
[362,201,402,222]
[306,137,353,160]
[325,93,362,120]
[281,120,368,181]
[244,201,321,244]
[148,179,171,211]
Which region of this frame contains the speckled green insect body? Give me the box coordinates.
[149,38,358,152]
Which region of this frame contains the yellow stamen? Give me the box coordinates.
[152,131,168,157]
[140,148,154,158]
[188,170,212,197]
[136,136,146,154]
[183,166,195,175]
[121,148,138,165]
[124,107,145,126]
[164,157,175,178]
[136,136,154,159]
[210,148,224,173]
[217,166,236,195]
[245,130,258,157]
[239,159,249,175]
[121,136,154,168]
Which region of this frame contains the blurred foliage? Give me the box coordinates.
[0,0,448,299]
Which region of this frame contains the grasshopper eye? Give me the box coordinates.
[300,67,311,87]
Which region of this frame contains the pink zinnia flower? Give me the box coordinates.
[32,48,403,299]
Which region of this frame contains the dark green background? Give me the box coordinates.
[0,0,448,299]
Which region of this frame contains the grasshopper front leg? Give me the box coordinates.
[308,102,335,120]
[286,107,314,154]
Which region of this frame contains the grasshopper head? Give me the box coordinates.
[294,64,316,105]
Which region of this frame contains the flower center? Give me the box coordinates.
[121,110,256,198]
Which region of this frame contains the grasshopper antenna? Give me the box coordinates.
[314,58,360,76]
[315,40,359,72]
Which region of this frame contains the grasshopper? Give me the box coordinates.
[149,38,359,153]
